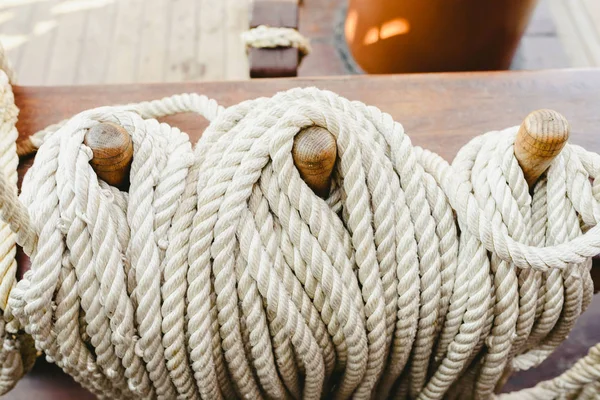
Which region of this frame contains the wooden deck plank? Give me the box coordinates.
[514,36,570,70]
[45,2,87,85]
[104,0,144,84]
[75,1,116,85]
[15,0,60,85]
[225,0,249,80]
[0,2,35,73]
[582,0,600,42]
[165,0,197,82]
[197,0,226,80]
[568,0,600,65]
[549,0,595,67]
[136,0,170,83]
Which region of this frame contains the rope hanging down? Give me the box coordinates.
[1,86,600,399]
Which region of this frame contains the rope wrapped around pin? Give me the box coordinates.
[0,87,600,399]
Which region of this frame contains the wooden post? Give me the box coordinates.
[292,127,337,198]
[84,122,338,199]
[514,109,569,187]
[248,0,301,78]
[497,109,570,394]
[511,113,600,292]
[84,122,133,189]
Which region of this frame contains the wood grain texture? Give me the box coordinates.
[84,122,133,188]
[45,2,86,86]
[13,70,600,158]
[13,0,60,85]
[292,126,337,198]
[136,0,169,82]
[1,0,250,85]
[105,0,144,84]
[197,0,226,81]
[249,47,299,78]
[165,0,197,82]
[6,69,600,398]
[515,109,569,186]
[76,0,118,85]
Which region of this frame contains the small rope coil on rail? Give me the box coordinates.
[242,25,312,58]
[1,52,600,397]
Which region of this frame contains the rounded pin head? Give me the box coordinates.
[514,109,569,187]
[84,122,133,189]
[292,126,337,198]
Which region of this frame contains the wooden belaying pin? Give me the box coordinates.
[292,126,337,198]
[83,121,339,197]
[513,110,600,291]
[84,122,133,189]
[514,109,569,188]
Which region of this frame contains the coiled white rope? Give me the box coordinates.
[242,25,311,57]
[1,85,600,399]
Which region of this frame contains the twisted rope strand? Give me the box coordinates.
[0,86,600,400]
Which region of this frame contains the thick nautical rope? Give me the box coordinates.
[0,43,38,394]
[1,87,600,399]
[242,25,311,57]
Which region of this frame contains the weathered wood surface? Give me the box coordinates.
[0,0,250,85]
[7,69,600,398]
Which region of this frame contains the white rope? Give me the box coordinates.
[242,25,311,57]
[0,43,39,394]
[0,85,600,399]
[0,45,16,84]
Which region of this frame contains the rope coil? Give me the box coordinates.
[1,82,600,398]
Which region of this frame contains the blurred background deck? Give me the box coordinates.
[0,0,598,85]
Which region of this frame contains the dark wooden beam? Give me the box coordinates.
[248,0,301,78]
[249,48,299,78]
[250,1,298,29]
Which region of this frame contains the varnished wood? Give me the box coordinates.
[515,109,569,187]
[8,69,600,398]
[82,123,337,200]
[249,48,299,78]
[84,123,133,189]
[292,127,337,197]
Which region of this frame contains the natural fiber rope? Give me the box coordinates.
[0,44,39,394]
[1,45,600,397]
[1,87,600,399]
[242,25,311,57]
